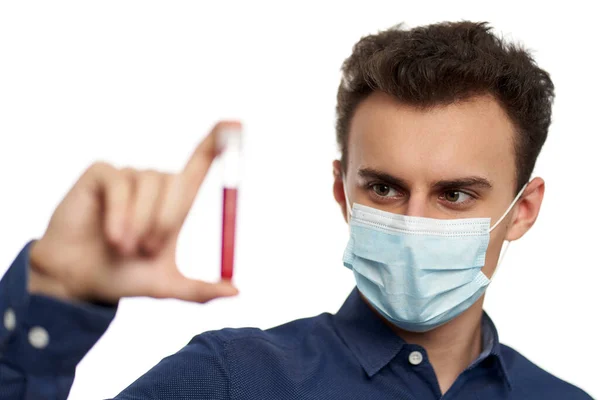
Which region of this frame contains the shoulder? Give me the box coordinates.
[116,314,334,398]
[499,344,593,399]
[193,312,335,354]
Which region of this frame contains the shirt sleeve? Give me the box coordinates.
[0,241,118,400]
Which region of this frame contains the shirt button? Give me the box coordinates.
[409,350,423,366]
[3,308,16,331]
[28,326,49,349]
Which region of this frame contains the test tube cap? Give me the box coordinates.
[219,126,242,187]
[218,126,242,153]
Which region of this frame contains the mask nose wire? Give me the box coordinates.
[488,183,528,233]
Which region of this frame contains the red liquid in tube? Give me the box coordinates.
[221,187,238,280]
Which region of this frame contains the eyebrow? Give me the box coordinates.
[431,177,492,190]
[358,168,410,190]
[357,168,492,191]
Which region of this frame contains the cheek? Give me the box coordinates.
[481,233,506,278]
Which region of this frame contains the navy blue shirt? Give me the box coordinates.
[0,242,593,399]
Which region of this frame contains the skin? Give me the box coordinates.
[332,91,545,394]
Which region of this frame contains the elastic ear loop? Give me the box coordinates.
[489,184,528,232]
[489,183,529,279]
[342,177,353,220]
[495,241,511,273]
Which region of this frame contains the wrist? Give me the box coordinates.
[28,239,74,302]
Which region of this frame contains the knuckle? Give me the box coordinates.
[163,172,176,186]
[120,167,138,178]
[135,170,170,194]
[92,160,112,170]
[139,170,163,186]
[85,161,114,176]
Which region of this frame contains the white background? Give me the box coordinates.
[0,1,598,398]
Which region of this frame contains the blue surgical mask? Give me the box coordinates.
[342,184,527,332]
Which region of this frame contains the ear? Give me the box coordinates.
[505,177,545,241]
[332,160,348,222]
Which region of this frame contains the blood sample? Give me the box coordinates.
[219,127,242,281]
[221,187,237,280]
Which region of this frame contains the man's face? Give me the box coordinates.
[334,91,540,278]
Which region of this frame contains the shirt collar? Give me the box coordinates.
[479,311,513,390]
[332,287,405,377]
[332,288,512,389]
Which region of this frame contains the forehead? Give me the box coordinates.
[347,91,516,187]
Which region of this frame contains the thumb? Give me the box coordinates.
[164,273,239,303]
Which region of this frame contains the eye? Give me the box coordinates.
[371,183,400,198]
[441,190,473,204]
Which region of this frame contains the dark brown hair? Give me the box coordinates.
[336,21,555,192]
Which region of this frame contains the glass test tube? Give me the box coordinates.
[219,127,242,281]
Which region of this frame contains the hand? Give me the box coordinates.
[28,121,240,304]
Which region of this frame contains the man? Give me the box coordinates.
[0,21,593,399]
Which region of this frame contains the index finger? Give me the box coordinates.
[183,119,241,188]
[176,120,242,219]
